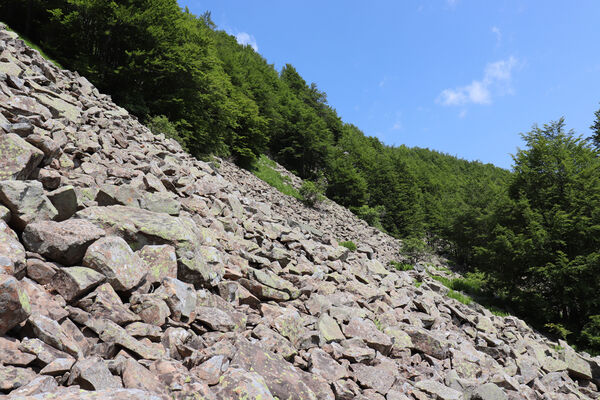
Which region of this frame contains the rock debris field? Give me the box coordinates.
[0,23,599,400]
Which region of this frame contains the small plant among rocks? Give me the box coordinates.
[389,260,413,271]
[339,240,357,251]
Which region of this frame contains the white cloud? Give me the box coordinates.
[392,121,402,131]
[459,109,467,118]
[491,26,502,44]
[437,56,518,106]
[235,32,258,51]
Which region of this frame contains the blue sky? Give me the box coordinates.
[179,0,600,169]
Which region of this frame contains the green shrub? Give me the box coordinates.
[352,204,385,231]
[389,260,413,271]
[545,323,572,341]
[147,115,187,149]
[299,180,325,206]
[400,237,429,264]
[252,155,302,200]
[339,241,357,251]
[582,315,600,350]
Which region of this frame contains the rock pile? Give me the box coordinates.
[0,23,598,399]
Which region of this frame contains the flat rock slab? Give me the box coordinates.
[214,368,275,400]
[0,180,57,230]
[0,133,44,181]
[23,219,105,266]
[0,364,37,391]
[0,220,26,275]
[51,266,106,302]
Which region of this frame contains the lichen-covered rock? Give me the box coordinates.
[213,368,275,400]
[83,236,147,291]
[136,244,177,284]
[47,185,78,221]
[155,277,197,323]
[0,220,26,275]
[23,219,105,266]
[0,274,31,335]
[0,133,44,181]
[0,180,58,230]
[50,266,106,302]
[231,339,318,400]
[0,364,37,391]
[68,356,122,390]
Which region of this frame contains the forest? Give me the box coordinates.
[3,0,600,353]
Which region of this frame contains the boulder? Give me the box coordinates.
[23,219,105,266]
[51,266,106,302]
[46,185,78,221]
[0,274,31,335]
[0,133,44,180]
[83,236,147,291]
[0,180,58,230]
[0,220,26,275]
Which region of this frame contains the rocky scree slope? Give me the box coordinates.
[0,23,598,400]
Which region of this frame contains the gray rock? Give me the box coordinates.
[0,133,44,180]
[23,219,105,265]
[0,180,58,230]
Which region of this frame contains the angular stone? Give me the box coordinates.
[26,258,58,284]
[122,358,167,395]
[351,362,396,395]
[47,185,78,221]
[76,205,199,252]
[340,338,376,363]
[0,220,26,275]
[405,326,450,359]
[0,336,36,366]
[191,355,226,385]
[39,357,75,376]
[143,191,181,215]
[177,248,224,287]
[0,133,44,181]
[85,283,140,325]
[0,364,37,391]
[238,278,290,301]
[83,236,147,291]
[96,319,164,360]
[318,313,346,342]
[130,293,171,326]
[343,317,393,354]
[214,368,275,400]
[137,244,177,285]
[68,356,122,390]
[415,380,462,400]
[155,277,197,323]
[23,219,105,265]
[231,339,317,400]
[28,313,82,357]
[195,306,237,332]
[6,375,58,397]
[0,180,58,230]
[471,382,507,400]
[0,274,31,335]
[309,348,348,381]
[125,321,162,340]
[560,342,593,380]
[19,338,72,366]
[51,266,106,302]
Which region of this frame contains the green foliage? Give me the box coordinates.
[299,180,325,207]
[400,237,430,264]
[545,323,572,341]
[351,204,385,231]
[389,261,413,271]
[252,155,302,200]
[146,115,186,148]
[590,105,600,150]
[447,290,473,305]
[582,316,600,349]
[339,241,357,251]
[372,317,383,332]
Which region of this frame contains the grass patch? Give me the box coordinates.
[339,241,357,251]
[447,289,473,305]
[3,23,63,68]
[428,271,512,316]
[251,155,302,201]
[390,260,413,271]
[414,281,423,288]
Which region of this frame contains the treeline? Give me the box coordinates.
[4,0,600,352]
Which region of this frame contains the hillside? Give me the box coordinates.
[1,23,600,400]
